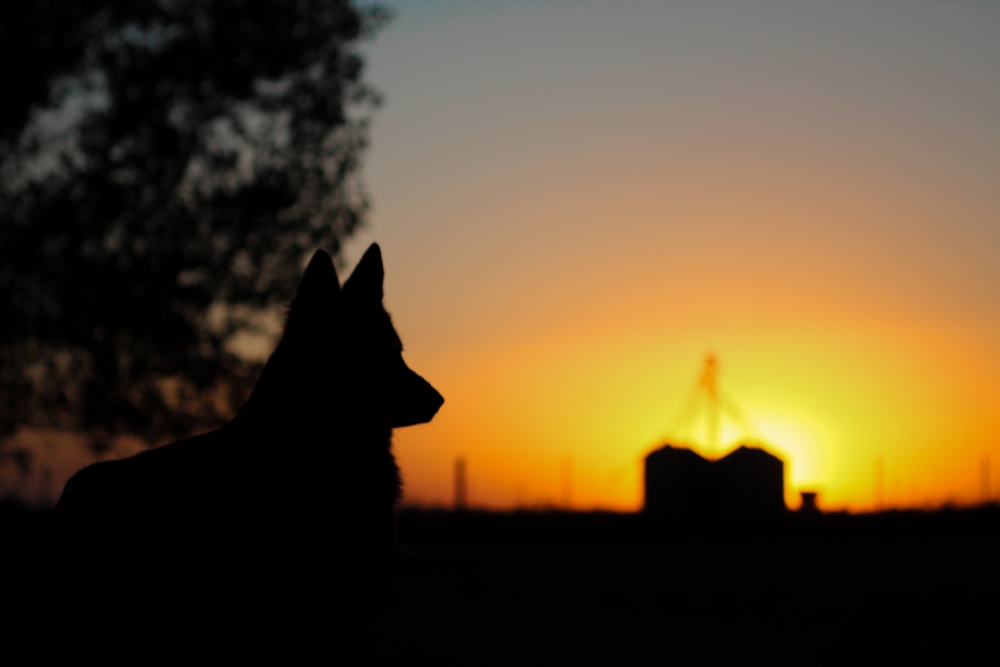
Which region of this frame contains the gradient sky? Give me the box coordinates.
[330,0,1000,512]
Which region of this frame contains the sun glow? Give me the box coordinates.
[392,314,1000,513]
[748,413,831,509]
[356,1,1000,514]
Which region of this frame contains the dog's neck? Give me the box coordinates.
[232,344,390,442]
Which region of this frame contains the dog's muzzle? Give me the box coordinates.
[390,367,444,428]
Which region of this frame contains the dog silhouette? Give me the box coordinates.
[54,244,443,568]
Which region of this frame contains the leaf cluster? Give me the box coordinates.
[0,0,389,462]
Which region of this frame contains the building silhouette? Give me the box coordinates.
[644,443,786,516]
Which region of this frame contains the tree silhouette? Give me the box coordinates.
[0,0,389,465]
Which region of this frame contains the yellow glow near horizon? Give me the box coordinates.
[5,2,999,516]
[391,312,1000,512]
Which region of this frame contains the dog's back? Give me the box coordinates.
[54,245,443,568]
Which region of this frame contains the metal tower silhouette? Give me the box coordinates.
[662,353,757,456]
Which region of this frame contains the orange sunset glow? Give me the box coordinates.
[10,1,1000,655]
[3,1,997,517]
[338,0,1000,513]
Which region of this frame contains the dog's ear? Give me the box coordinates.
[288,250,340,322]
[343,243,383,304]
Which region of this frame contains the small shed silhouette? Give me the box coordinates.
[644,443,786,516]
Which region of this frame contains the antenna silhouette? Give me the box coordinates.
[661,353,757,455]
[873,456,885,511]
[981,456,990,504]
[701,355,720,452]
[561,456,573,510]
[454,458,467,511]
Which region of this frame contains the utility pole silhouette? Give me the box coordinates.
[454,457,467,511]
[874,456,885,511]
[513,484,526,510]
[980,456,990,504]
[561,456,573,510]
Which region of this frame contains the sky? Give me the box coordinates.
[333,0,1000,512]
[7,0,996,513]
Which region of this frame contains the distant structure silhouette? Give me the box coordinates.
[644,444,785,516]
[644,445,712,515]
[644,355,785,517]
[663,354,757,456]
[874,456,885,511]
[980,457,990,504]
[561,456,573,510]
[455,458,468,511]
[54,245,443,568]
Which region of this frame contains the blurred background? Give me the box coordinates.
[3,0,999,513]
[345,0,1000,512]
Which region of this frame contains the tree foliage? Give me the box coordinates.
[0,0,389,463]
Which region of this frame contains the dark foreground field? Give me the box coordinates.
[2,502,998,660]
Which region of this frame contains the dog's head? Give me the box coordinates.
[261,243,443,429]
[338,243,443,427]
